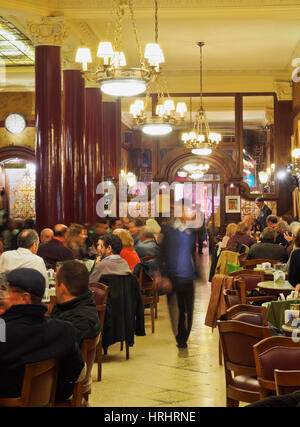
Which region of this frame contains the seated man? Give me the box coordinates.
[0,268,85,401]
[40,228,54,244]
[51,260,100,346]
[38,224,74,267]
[266,215,279,228]
[247,227,288,262]
[128,219,144,247]
[0,229,48,287]
[135,226,161,259]
[89,234,131,283]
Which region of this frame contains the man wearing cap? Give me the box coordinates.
[255,197,272,231]
[0,268,85,402]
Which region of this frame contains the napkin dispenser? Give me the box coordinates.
[262,262,271,269]
[285,310,300,324]
[273,270,285,283]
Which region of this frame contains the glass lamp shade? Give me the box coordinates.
[164,99,175,114]
[75,47,92,71]
[142,123,172,136]
[258,171,269,184]
[192,147,212,156]
[97,42,114,64]
[176,102,187,117]
[144,43,164,66]
[190,172,204,180]
[292,148,300,159]
[156,105,165,117]
[100,79,147,97]
[177,171,188,178]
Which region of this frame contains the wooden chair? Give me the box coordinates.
[55,334,101,407]
[274,370,300,396]
[89,282,109,381]
[226,304,268,326]
[253,336,300,399]
[242,259,279,270]
[142,256,159,319]
[218,320,270,407]
[0,358,59,407]
[232,276,276,305]
[138,263,155,333]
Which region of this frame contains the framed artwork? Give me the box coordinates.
[225,195,241,213]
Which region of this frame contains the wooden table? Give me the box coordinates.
[258,280,294,297]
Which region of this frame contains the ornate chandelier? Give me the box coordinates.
[75,0,164,97]
[128,0,187,136]
[177,163,210,180]
[181,42,221,156]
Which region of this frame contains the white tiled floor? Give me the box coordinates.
[90,250,226,407]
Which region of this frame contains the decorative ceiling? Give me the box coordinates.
[0,16,34,65]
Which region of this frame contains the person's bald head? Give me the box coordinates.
[53,224,69,243]
[40,228,54,243]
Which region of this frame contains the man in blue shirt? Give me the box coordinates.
[158,215,197,349]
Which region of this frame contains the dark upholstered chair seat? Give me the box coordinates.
[232,312,264,326]
[231,375,259,392]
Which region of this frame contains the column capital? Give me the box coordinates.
[265,107,274,125]
[275,80,293,101]
[62,45,82,70]
[27,16,68,47]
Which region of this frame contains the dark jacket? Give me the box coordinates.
[37,238,74,267]
[0,304,84,401]
[135,239,160,259]
[159,224,196,281]
[50,290,101,346]
[257,204,272,231]
[247,242,288,263]
[226,232,256,252]
[288,248,300,287]
[100,273,145,348]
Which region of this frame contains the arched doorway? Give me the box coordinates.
[0,146,36,221]
[159,147,238,251]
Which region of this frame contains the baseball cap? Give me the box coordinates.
[6,268,46,299]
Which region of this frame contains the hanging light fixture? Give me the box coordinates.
[128,0,187,136]
[181,42,221,155]
[75,0,164,97]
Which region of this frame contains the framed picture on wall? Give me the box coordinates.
[225,195,241,213]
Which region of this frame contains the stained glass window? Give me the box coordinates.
[0,17,34,66]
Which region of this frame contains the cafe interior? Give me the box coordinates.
[1,0,300,408]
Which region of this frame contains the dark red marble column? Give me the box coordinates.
[102,101,121,180]
[35,45,63,231]
[85,87,103,225]
[62,70,86,225]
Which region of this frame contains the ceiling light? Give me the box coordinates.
[142,123,172,136]
[128,0,186,136]
[192,147,213,156]
[75,1,163,97]
[181,42,221,155]
[100,79,147,97]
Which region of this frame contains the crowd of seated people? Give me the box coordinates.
[0,215,164,405]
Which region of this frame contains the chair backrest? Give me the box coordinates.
[223,289,242,310]
[138,264,153,290]
[89,282,109,328]
[71,334,101,407]
[253,337,300,395]
[218,320,270,376]
[243,259,278,270]
[141,256,156,262]
[0,358,59,407]
[229,270,264,291]
[274,370,300,395]
[226,304,268,326]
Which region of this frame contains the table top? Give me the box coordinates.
[258,280,294,290]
